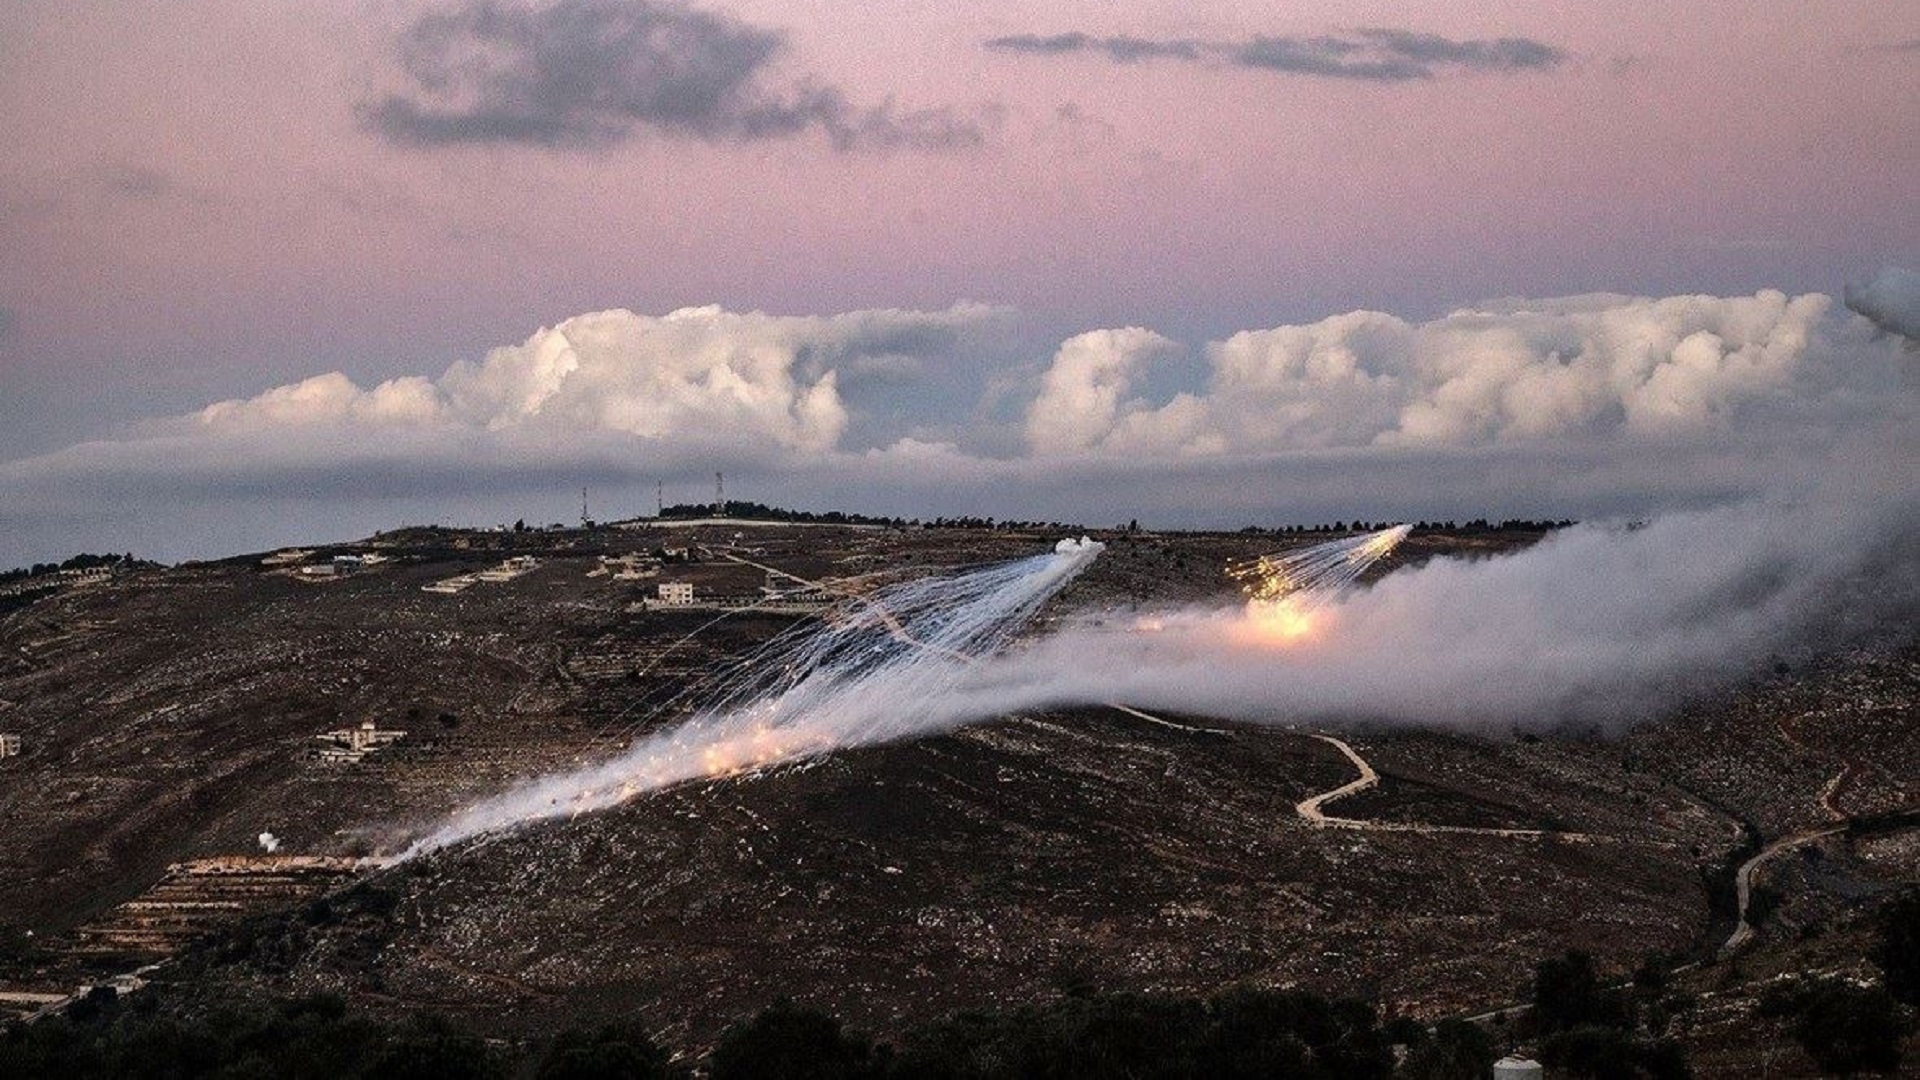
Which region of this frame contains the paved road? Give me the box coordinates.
[1294,731,1610,842]
[1720,823,1848,957]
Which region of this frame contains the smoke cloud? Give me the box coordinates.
[961,465,1917,732]
[391,422,1915,855]
[404,537,1105,856]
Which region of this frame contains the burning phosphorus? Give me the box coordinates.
[399,537,1104,859]
[1227,525,1411,644]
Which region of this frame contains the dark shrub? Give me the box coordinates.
[710,1000,877,1080]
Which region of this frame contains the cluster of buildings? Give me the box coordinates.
[422,555,540,594]
[262,549,390,580]
[0,563,117,599]
[295,553,388,579]
[643,576,837,613]
[592,553,660,581]
[314,720,407,764]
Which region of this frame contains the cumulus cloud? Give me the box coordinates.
[191,305,999,455]
[366,0,981,151]
[1026,290,1848,456]
[1843,266,1920,341]
[985,27,1565,81]
[0,288,1911,566]
[1023,328,1183,455]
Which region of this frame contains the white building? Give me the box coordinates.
[0,734,20,758]
[657,581,694,606]
[315,721,406,763]
[476,556,539,582]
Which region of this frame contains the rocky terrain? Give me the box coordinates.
[0,519,1912,1074]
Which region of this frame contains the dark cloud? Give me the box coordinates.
[365,0,980,151]
[99,163,175,200]
[1844,266,1920,342]
[1347,28,1564,74]
[1234,36,1430,81]
[986,26,1566,82]
[983,33,1201,64]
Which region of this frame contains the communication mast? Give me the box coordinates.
[714,472,725,516]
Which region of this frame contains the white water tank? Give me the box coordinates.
[1493,1057,1544,1079]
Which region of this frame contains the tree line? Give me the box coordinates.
[10,888,1918,1078]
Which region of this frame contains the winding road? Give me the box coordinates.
[1109,706,1612,843]
[1716,709,1873,958]
[1719,822,1848,957]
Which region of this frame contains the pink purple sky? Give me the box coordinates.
[0,1,1915,561]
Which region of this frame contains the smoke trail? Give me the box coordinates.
[398,429,1913,856]
[401,538,1104,857]
[955,477,1919,731]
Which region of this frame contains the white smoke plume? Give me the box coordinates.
[956,438,1918,731]
[388,415,1913,857]
[402,537,1104,858]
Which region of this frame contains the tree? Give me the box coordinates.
[536,1023,677,1080]
[1532,951,1617,1033]
[1539,1024,1690,1079]
[1764,979,1906,1076]
[1871,890,1920,1005]
[709,1000,877,1080]
[1399,1019,1497,1080]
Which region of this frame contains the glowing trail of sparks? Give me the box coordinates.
[1228,526,1411,644]
[400,538,1103,858]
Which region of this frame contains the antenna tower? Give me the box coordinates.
[714,472,725,516]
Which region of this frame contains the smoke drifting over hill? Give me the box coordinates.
[392,412,1914,855]
[968,469,1916,733]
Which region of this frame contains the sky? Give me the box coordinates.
[0,0,1916,565]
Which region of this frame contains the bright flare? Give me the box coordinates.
[400,538,1104,858]
[1243,596,1319,644]
[1229,525,1410,645]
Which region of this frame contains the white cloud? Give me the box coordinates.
[191,305,998,455]
[1026,290,1842,456]
[1023,327,1182,455]
[0,288,1911,565]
